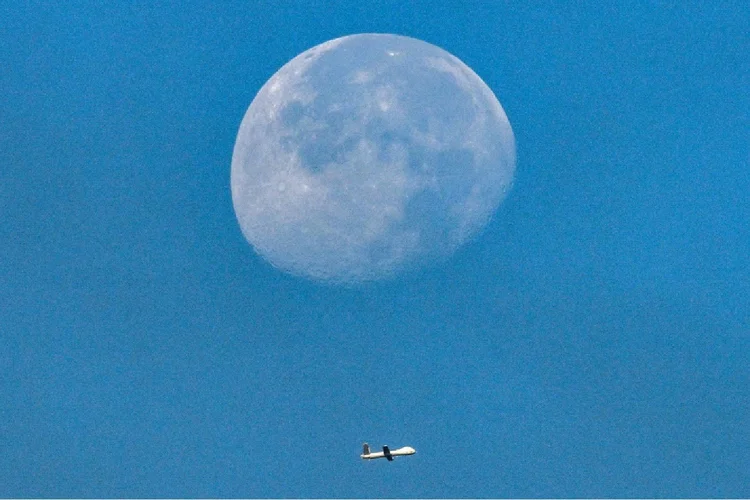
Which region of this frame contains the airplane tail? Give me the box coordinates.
[362,443,370,455]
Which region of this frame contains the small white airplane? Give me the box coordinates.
[361,442,416,461]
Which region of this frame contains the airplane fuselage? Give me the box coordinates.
[361,444,416,461]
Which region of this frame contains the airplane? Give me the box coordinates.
[361,442,416,461]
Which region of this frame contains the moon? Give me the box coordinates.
[231,34,515,283]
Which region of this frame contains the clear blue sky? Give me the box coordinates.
[2,1,748,497]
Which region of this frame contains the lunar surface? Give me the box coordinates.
[231,34,516,283]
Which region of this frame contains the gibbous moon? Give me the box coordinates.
[231,34,515,283]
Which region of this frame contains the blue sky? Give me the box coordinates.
[2,1,748,497]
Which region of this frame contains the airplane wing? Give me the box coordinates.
[382,445,393,461]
